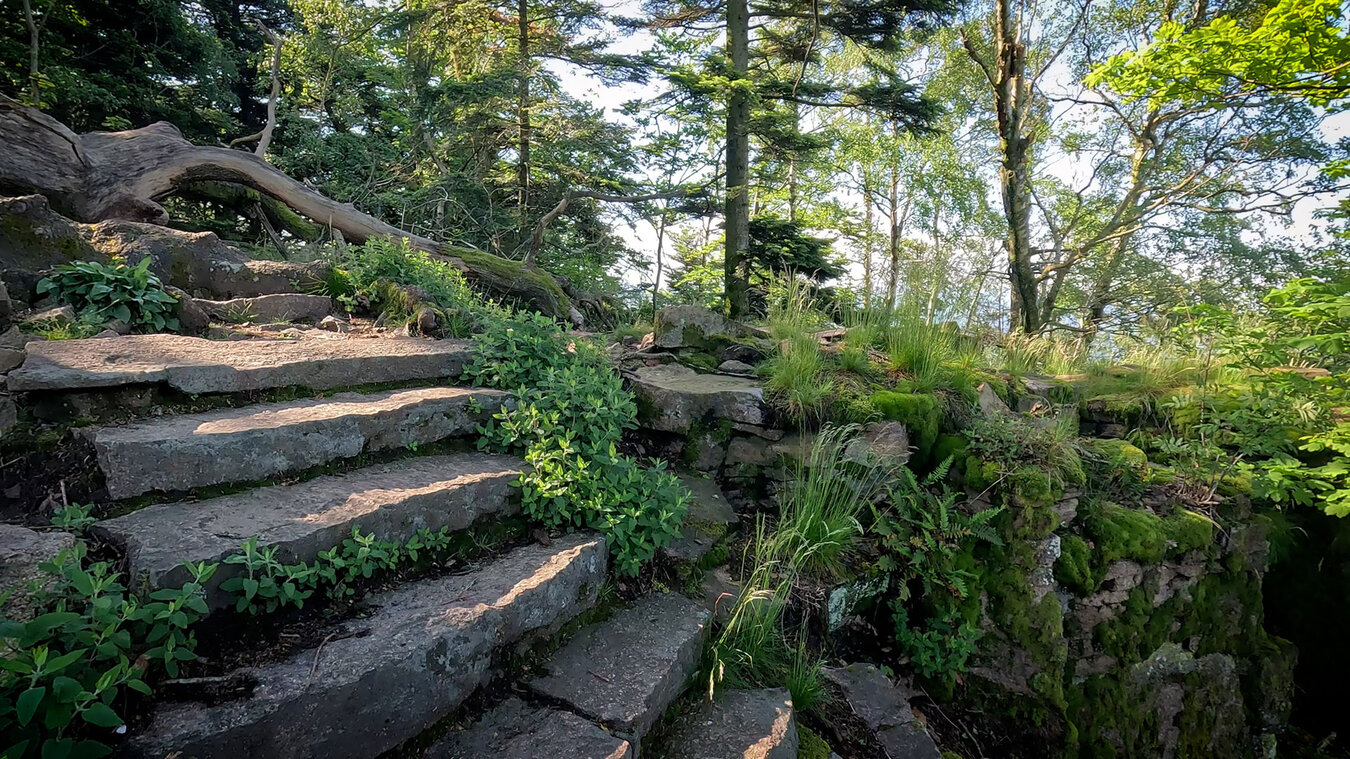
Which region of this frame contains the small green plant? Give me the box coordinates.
[874,458,1004,679]
[50,504,96,535]
[220,537,317,614]
[0,545,216,758]
[763,335,836,427]
[37,258,180,333]
[336,238,482,330]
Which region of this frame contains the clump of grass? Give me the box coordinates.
[773,424,899,577]
[764,335,836,426]
[996,332,1089,376]
[765,276,830,340]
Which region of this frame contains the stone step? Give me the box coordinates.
[659,688,798,759]
[661,474,738,565]
[425,697,632,759]
[529,593,710,745]
[93,452,523,611]
[119,534,608,759]
[822,664,940,759]
[89,386,510,499]
[7,333,472,394]
[196,293,334,324]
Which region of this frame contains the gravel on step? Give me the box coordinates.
[6,333,472,394]
[660,688,798,759]
[89,386,510,498]
[530,593,710,742]
[426,697,631,759]
[93,452,523,611]
[119,534,608,759]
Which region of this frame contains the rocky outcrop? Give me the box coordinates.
[630,364,769,433]
[87,386,509,498]
[93,453,523,610]
[8,333,473,394]
[652,305,735,350]
[823,663,940,759]
[121,535,608,759]
[530,593,710,744]
[662,688,798,759]
[0,524,76,620]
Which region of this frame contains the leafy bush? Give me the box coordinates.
[0,544,215,759]
[334,239,484,333]
[37,258,180,333]
[469,309,688,575]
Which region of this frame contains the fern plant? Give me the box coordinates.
[873,457,1004,678]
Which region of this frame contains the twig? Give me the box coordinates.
[308,628,369,678]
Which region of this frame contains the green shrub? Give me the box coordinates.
[871,391,940,460]
[37,258,180,333]
[470,310,687,575]
[0,544,215,759]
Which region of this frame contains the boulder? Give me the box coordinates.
[717,359,756,374]
[653,305,733,350]
[662,474,738,564]
[198,294,334,324]
[720,342,768,365]
[663,688,798,759]
[976,382,1012,416]
[0,279,11,319]
[0,347,23,374]
[0,524,77,620]
[629,364,768,433]
[843,421,912,468]
[822,663,939,759]
[168,287,210,335]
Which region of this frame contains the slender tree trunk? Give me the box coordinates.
[22,0,40,109]
[724,0,751,318]
[517,0,532,244]
[652,209,669,317]
[862,166,874,305]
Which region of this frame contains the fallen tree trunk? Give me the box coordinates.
[0,96,578,322]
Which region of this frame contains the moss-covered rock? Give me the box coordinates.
[871,390,940,461]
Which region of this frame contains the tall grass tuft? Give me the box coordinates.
[764,336,836,426]
[996,332,1088,376]
[773,424,899,577]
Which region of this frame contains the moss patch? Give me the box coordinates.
[871,391,940,462]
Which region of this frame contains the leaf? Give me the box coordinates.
[17,686,46,726]
[80,702,122,729]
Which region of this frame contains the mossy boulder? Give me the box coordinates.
[871,390,940,462]
[652,304,737,351]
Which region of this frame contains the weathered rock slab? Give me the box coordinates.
[663,688,798,759]
[426,698,631,759]
[198,293,334,324]
[630,364,767,433]
[530,593,710,740]
[89,386,510,498]
[662,474,737,564]
[0,524,76,620]
[653,305,733,349]
[93,453,522,610]
[823,663,940,759]
[121,535,608,759]
[7,333,472,394]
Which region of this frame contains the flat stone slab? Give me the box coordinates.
[0,524,76,620]
[122,534,608,759]
[197,293,334,324]
[663,688,798,759]
[823,663,940,759]
[530,593,710,741]
[662,475,738,564]
[630,364,767,434]
[6,334,472,394]
[427,697,631,759]
[89,386,510,498]
[94,453,523,611]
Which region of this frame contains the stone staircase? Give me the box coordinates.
[4,331,746,759]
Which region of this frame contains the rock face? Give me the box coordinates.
[630,364,768,433]
[88,386,510,498]
[93,453,523,610]
[197,293,334,324]
[7,334,473,394]
[662,474,738,564]
[663,688,798,759]
[122,535,608,759]
[0,524,76,620]
[427,698,631,759]
[530,593,710,743]
[653,305,733,349]
[823,663,940,759]
[843,421,912,468]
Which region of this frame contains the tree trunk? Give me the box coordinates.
[724,0,751,319]
[517,0,533,243]
[861,163,874,305]
[0,97,578,321]
[22,0,40,109]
